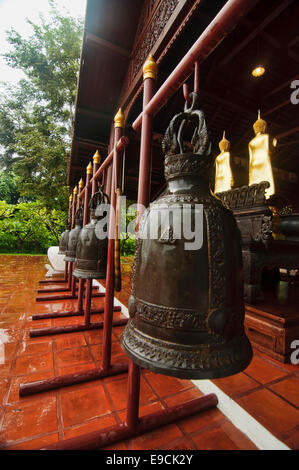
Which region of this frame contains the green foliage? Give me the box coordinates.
[119,200,137,256]
[0,170,20,204]
[0,1,83,209]
[0,200,66,254]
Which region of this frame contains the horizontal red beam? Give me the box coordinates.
[132,0,259,131]
[41,394,218,450]
[78,136,129,199]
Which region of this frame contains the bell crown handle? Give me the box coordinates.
[89,188,110,209]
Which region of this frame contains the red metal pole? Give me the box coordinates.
[132,0,259,131]
[77,177,85,312]
[101,109,124,372]
[126,55,157,428]
[136,58,156,219]
[84,150,100,327]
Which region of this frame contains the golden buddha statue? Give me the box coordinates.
[248,110,275,199]
[214,131,234,194]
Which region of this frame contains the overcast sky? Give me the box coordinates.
[0,0,87,86]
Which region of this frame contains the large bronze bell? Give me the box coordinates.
[73,189,109,279]
[58,219,71,255]
[64,208,83,262]
[121,93,252,379]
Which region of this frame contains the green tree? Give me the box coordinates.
[0,200,66,253]
[0,170,20,204]
[0,1,83,208]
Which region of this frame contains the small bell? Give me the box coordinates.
[121,92,252,379]
[73,188,110,279]
[64,208,83,262]
[58,219,71,255]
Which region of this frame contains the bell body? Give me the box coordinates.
[64,223,82,262]
[58,228,70,255]
[121,152,252,379]
[73,216,107,279]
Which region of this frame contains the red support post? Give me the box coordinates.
[126,55,157,428]
[101,108,124,372]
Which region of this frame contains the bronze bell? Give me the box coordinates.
[73,189,109,279]
[58,219,71,255]
[64,208,83,262]
[121,93,253,379]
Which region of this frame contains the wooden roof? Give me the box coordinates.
[69,0,299,208]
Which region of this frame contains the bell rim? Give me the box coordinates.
[64,255,76,262]
[73,268,107,279]
[121,326,253,380]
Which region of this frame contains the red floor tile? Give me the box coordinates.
[0,364,12,379]
[0,396,58,443]
[158,437,196,450]
[83,329,104,345]
[237,388,299,437]
[105,375,159,411]
[284,429,299,450]
[57,362,98,377]
[17,339,52,356]
[145,371,194,398]
[0,379,8,403]
[63,413,117,439]
[55,346,94,368]
[1,255,298,450]
[244,355,289,384]
[60,382,113,427]
[14,352,54,376]
[124,423,183,450]
[54,332,87,351]
[91,341,127,364]
[268,375,299,408]
[191,421,258,450]
[3,432,59,450]
[164,388,225,434]
[212,372,261,398]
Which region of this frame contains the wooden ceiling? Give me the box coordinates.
[70,0,299,207]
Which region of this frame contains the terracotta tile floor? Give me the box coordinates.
[0,255,297,450]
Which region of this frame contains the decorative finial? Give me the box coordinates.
[114,108,125,128]
[253,109,267,135]
[73,186,78,195]
[87,162,93,174]
[93,150,101,164]
[143,54,158,81]
[69,194,73,202]
[79,178,84,189]
[219,131,230,152]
